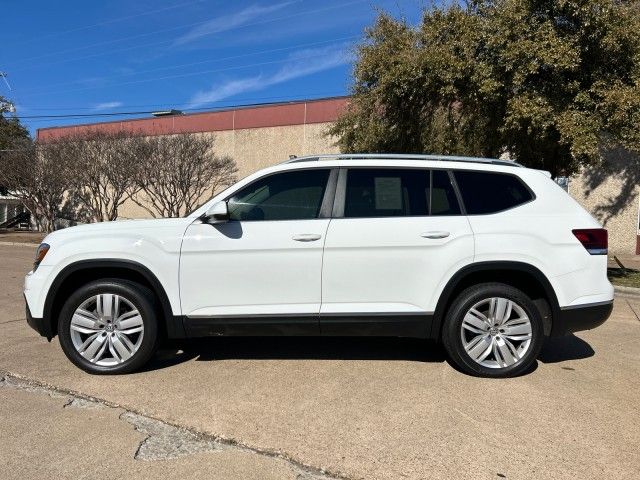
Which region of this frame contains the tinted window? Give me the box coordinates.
[454,171,533,214]
[228,169,330,221]
[344,169,429,218]
[431,170,461,216]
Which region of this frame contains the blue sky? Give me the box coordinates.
[0,0,423,134]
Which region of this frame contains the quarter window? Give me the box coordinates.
[344,169,429,218]
[454,171,533,214]
[227,169,330,221]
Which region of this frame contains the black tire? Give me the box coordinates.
[442,282,544,378]
[58,279,159,374]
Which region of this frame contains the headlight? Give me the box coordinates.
[33,243,50,271]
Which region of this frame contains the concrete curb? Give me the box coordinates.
[0,241,39,248]
[614,285,640,297]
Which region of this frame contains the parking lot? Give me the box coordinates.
[1,243,639,480]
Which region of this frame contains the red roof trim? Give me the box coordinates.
[37,96,349,141]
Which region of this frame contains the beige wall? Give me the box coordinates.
[118,122,639,255]
[570,168,639,255]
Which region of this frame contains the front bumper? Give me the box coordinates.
[551,300,613,337]
[25,296,52,340]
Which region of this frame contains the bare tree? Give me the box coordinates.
[0,138,75,232]
[65,131,145,222]
[0,131,238,229]
[129,133,237,218]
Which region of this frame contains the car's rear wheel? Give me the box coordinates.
[442,283,544,378]
[58,279,158,374]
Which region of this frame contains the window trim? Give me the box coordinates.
[319,169,339,218]
[451,169,537,216]
[447,170,467,216]
[332,168,347,218]
[222,167,338,223]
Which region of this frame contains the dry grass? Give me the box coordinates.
[608,268,640,288]
[0,231,46,245]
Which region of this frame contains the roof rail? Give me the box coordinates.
[283,153,522,167]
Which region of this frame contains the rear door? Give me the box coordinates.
[320,167,474,336]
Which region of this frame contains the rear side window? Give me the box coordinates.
[344,169,429,217]
[454,171,533,214]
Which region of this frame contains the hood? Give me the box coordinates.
[42,217,193,245]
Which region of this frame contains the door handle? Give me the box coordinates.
[421,231,450,239]
[292,234,322,242]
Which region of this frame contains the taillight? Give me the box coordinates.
[572,229,607,255]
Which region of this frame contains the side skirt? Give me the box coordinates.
[184,314,320,337]
[181,313,433,339]
[320,313,432,338]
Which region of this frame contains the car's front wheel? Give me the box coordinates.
[58,279,159,374]
[442,283,544,378]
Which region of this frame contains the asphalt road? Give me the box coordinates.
[1,243,639,480]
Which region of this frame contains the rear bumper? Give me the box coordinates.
[25,296,52,340]
[551,300,613,337]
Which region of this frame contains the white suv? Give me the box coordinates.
[24,154,614,377]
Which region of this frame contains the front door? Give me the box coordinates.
[180,168,335,335]
[320,167,474,336]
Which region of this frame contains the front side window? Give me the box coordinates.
[454,170,533,214]
[344,169,429,218]
[227,169,330,221]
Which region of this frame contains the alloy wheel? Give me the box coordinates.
[460,297,533,369]
[69,293,144,366]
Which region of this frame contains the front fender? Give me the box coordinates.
[40,258,184,340]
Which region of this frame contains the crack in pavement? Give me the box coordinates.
[625,299,640,323]
[0,372,348,480]
[120,411,223,461]
[0,318,27,325]
[64,397,107,410]
[0,374,69,399]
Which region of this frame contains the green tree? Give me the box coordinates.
[0,96,30,149]
[0,96,32,196]
[331,0,640,177]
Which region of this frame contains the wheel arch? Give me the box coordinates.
[431,261,559,340]
[43,259,185,340]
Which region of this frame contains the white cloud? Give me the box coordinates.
[174,1,296,46]
[93,101,123,111]
[187,43,351,108]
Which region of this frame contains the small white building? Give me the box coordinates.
[0,194,29,228]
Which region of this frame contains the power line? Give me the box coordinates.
[18,91,348,112]
[10,1,300,66]
[17,93,349,122]
[6,0,207,49]
[18,45,354,99]
[17,35,359,95]
[18,110,159,119]
[9,0,367,72]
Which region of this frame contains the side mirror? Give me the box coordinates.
[203,201,229,223]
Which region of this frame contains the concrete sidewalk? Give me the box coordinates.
[0,376,328,480]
